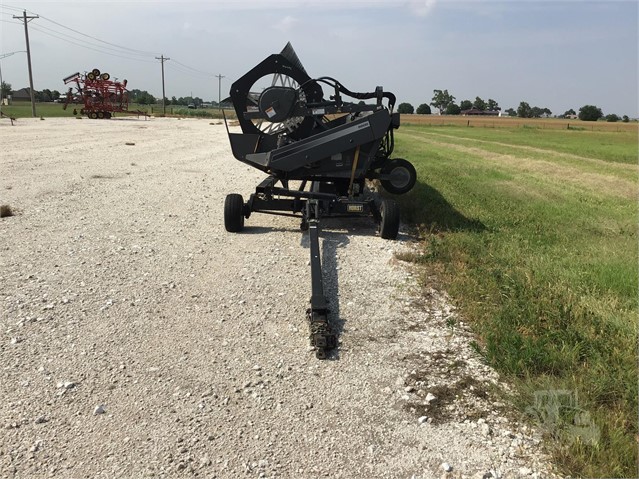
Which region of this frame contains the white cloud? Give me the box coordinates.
[408,0,437,17]
[274,15,299,32]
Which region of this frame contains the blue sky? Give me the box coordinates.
[1,0,637,116]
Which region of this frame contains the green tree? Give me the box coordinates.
[171,96,178,105]
[505,108,517,117]
[473,96,487,111]
[430,89,455,114]
[530,106,543,118]
[416,103,431,114]
[487,99,499,111]
[0,81,10,99]
[445,103,461,115]
[578,105,603,121]
[605,113,620,122]
[517,101,532,118]
[622,115,630,123]
[39,89,52,102]
[460,99,472,110]
[397,102,414,114]
[563,108,576,117]
[51,90,60,101]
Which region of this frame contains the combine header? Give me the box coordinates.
[62,69,147,119]
[224,43,417,359]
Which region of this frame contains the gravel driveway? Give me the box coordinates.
[1,117,557,478]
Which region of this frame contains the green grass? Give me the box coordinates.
[1,101,236,119]
[393,125,638,478]
[2,101,73,118]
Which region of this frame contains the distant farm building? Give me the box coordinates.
[10,87,34,101]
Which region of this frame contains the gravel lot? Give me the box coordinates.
[1,117,557,478]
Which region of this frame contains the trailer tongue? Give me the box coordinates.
[224,43,417,359]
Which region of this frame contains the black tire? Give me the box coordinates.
[379,198,400,240]
[97,111,105,119]
[92,68,101,76]
[87,72,96,81]
[101,73,110,80]
[224,194,245,232]
[380,158,417,195]
[88,112,98,119]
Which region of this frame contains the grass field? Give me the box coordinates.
[0,101,235,120]
[393,124,638,477]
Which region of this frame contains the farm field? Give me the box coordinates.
[393,124,638,478]
[401,114,638,132]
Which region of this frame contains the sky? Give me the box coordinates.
[0,0,637,116]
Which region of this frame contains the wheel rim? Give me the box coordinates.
[389,166,412,189]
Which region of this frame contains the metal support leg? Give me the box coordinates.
[306,198,336,359]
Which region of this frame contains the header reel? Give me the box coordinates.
[223,43,417,358]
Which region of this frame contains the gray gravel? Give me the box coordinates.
[1,117,559,478]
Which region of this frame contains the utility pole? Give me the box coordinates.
[215,74,225,109]
[155,55,169,115]
[13,10,38,117]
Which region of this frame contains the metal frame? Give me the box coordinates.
[62,69,148,119]
[224,43,412,359]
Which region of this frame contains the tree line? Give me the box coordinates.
[0,82,220,109]
[395,89,631,122]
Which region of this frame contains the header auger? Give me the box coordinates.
[223,43,417,359]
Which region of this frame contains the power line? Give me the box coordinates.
[165,62,214,80]
[27,24,157,63]
[37,14,162,57]
[2,2,161,57]
[29,22,154,59]
[170,59,214,77]
[2,4,222,98]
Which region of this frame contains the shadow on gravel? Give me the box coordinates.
[242,225,300,234]
[243,214,404,360]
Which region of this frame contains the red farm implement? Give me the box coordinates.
[63,68,147,119]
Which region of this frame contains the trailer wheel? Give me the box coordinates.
[97,111,105,119]
[92,68,101,76]
[87,72,95,81]
[380,158,417,195]
[105,112,112,119]
[101,73,110,80]
[88,112,98,119]
[224,194,245,232]
[379,198,400,240]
